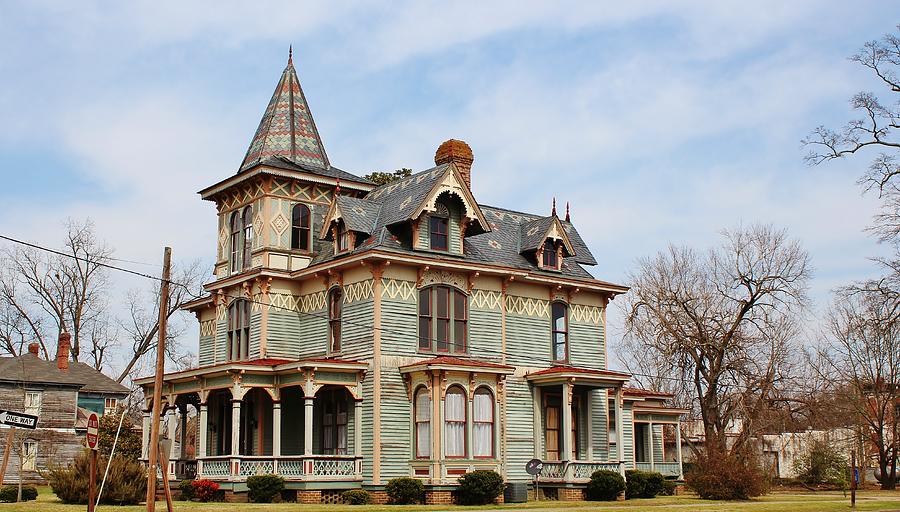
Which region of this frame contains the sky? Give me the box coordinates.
[0,1,896,374]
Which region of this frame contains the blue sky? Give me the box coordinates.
[0,2,896,372]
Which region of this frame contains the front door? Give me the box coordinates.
[545,395,561,461]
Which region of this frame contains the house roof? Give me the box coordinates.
[399,356,514,371]
[0,354,128,395]
[624,387,674,398]
[528,366,632,378]
[239,50,331,172]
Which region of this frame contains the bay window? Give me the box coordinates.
[418,286,467,353]
[415,388,431,458]
[473,388,495,458]
[444,386,466,458]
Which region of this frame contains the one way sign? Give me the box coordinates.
[0,409,38,429]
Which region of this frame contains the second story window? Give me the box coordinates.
[418,286,467,353]
[429,215,449,251]
[542,239,559,269]
[229,211,242,273]
[242,206,253,269]
[291,204,311,251]
[551,302,568,362]
[227,300,250,361]
[328,288,342,353]
[336,222,351,253]
[104,398,117,416]
[24,391,41,416]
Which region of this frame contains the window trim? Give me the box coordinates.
[417,285,467,354]
[229,211,242,273]
[328,287,342,354]
[24,391,42,416]
[472,387,495,459]
[291,203,312,252]
[21,440,37,471]
[542,239,559,269]
[551,301,569,363]
[429,215,449,251]
[414,386,432,459]
[321,388,348,455]
[242,206,253,270]
[444,385,467,459]
[227,299,250,361]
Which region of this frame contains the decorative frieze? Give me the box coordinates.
[200,320,216,337]
[470,289,502,310]
[343,280,373,303]
[381,279,417,301]
[505,295,550,318]
[269,290,327,313]
[418,269,467,290]
[270,178,334,204]
[570,304,603,324]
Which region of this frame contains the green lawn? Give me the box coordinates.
[2,489,900,512]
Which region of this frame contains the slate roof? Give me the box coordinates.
[0,354,129,395]
[365,164,451,226]
[520,216,557,252]
[334,196,381,235]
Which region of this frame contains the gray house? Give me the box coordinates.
[0,334,129,484]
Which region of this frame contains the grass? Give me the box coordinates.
[1,488,899,512]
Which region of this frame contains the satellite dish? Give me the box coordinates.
[525,458,543,476]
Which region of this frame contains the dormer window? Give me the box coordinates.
[337,222,351,253]
[542,239,559,269]
[291,203,311,251]
[429,203,450,251]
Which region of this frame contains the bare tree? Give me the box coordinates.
[817,280,899,490]
[622,224,811,454]
[116,260,206,383]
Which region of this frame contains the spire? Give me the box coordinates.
[565,201,570,222]
[239,50,330,172]
[551,197,557,217]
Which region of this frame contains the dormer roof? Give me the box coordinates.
[320,195,382,240]
[520,215,576,257]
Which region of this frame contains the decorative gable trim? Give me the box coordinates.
[319,199,342,239]
[412,164,491,234]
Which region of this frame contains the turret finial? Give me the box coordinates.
[335,177,341,195]
[551,197,557,217]
[565,201,570,222]
[288,45,293,66]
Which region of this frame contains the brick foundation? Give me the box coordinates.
[368,490,390,504]
[425,490,455,505]
[494,493,505,504]
[558,488,585,501]
[297,490,322,504]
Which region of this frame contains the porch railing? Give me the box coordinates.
[198,455,363,481]
[635,461,682,477]
[539,461,624,482]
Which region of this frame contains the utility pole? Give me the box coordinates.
[145,247,171,512]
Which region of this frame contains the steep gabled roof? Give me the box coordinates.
[239,50,330,173]
[520,215,576,257]
[320,195,382,239]
[0,354,128,395]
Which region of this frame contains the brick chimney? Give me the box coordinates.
[435,139,474,189]
[56,331,70,370]
[27,343,40,356]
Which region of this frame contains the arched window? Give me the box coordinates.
[473,388,495,458]
[328,288,342,353]
[542,239,558,269]
[227,300,250,361]
[418,285,467,353]
[414,387,431,458]
[242,206,253,270]
[444,386,467,458]
[551,302,568,362]
[229,211,242,273]
[291,204,311,251]
[429,204,449,251]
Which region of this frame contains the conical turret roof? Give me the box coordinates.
[239,49,330,172]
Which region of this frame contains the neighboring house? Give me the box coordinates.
[759,428,856,480]
[135,53,686,503]
[0,335,129,483]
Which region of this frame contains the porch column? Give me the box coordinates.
[179,405,188,460]
[676,420,684,479]
[561,382,573,462]
[614,386,625,477]
[354,399,362,456]
[531,385,542,458]
[303,397,314,456]
[166,406,178,463]
[272,401,282,457]
[231,399,242,455]
[198,403,208,459]
[141,410,151,460]
[648,421,655,472]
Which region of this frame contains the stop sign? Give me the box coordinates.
[86,412,99,450]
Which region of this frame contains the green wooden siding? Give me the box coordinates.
[622,403,634,468]
[360,378,374,480]
[468,308,502,358]
[652,424,664,463]
[505,315,550,365]
[214,320,227,363]
[199,335,215,366]
[380,368,412,480]
[280,387,305,455]
[249,312,262,359]
[569,322,604,369]
[590,389,609,461]
[340,299,374,360]
[504,375,535,481]
[381,299,418,357]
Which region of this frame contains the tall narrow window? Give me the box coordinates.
[542,239,558,269]
[473,389,494,458]
[227,300,250,361]
[551,302,568,362]
[328,288,342,353]
[104,398,117,416]
[444,387,466,458]
[337,222,351,252]
[414,387,431,458]
[21,441,37,471]
[229,211,242,273]
[242,206,253,269]
[429,215,448,251]
[291,204,311,250]
[418,286,467,353]
[24,391,41,416]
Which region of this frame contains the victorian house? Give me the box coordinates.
[136,52,686,503]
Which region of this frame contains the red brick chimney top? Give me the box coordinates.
[27,343,40,356]
[57,331,70,370]
[435,139,474,189]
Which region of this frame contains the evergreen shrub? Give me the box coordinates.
[625,470,666,499]
[246,474,285,503]
[456,470,504,505]
[0,485,38,502]
[178,479,195,501]
[47,449,146,505]
[586,470,626,501]
[385,477,424,504]
[341,489,372,505]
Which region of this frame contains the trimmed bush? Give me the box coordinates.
[191,479,220,502]
[686,447,768,500]
[178,479,195,501]
[342,489,372,505]
[0,485,38,502]
[386,477,424,504]
[456,470,504,505]
[586,470,626,501]
[793,440,849,488]
[625,470,666,499]
[247,474,285,503]
[47,450,146,505]
[660,479,677,496]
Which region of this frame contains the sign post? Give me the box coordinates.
[86,412,99,512]
[525,458,543,501]
[0,409,38,486]
[850,450,857,508]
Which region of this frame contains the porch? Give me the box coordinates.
[136,358,367,484]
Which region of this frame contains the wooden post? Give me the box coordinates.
[88,449,97,512]
[146,247,172,511]
[0,428,14,485]
[851,450,857,508]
